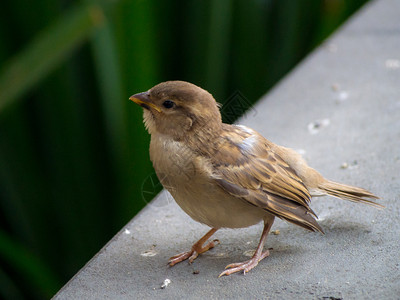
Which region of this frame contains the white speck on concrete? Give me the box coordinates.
[340,160,358,170]
[161,279,171,289]
[141,245,157,257]
[308,119,330,135]
[337,91,349,102]
[385,59,400,69]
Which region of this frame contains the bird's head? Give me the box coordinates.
[130,81,222,140]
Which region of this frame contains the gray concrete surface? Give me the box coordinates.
[53,0,400,299]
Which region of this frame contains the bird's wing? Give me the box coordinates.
[211,124,323,233]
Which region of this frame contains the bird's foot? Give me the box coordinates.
[168,250,197,266]
[168,239,220,266]
[218,249,270,277]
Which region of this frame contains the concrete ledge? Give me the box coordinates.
[54,0,400,298]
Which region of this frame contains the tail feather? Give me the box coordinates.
[318,180,383,209]
[265,194,325,234]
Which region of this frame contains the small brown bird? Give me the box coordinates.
[130,81,382,277]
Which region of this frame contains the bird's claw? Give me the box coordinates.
[168,238,221,266]
[168,251,193,266]
[218,249,270,277]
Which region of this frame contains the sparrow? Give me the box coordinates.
[129,81,382,277]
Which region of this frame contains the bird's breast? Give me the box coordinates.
[148,134,266,228]
[149,135,201,185]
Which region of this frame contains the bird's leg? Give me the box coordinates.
[168,228,219,266]
[219,220,274,277]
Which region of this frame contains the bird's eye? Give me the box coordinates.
[162,100,175,109]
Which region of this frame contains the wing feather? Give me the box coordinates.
[211,124,323,233]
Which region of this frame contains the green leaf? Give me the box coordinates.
[0,229,60,298]
[0,3,105,113]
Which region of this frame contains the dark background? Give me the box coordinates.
[0,0,369,298]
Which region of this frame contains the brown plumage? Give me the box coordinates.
[130,80,382,277]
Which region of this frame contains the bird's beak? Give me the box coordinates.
[129,92,161,113]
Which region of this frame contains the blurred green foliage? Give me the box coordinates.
[0,0,369,298]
